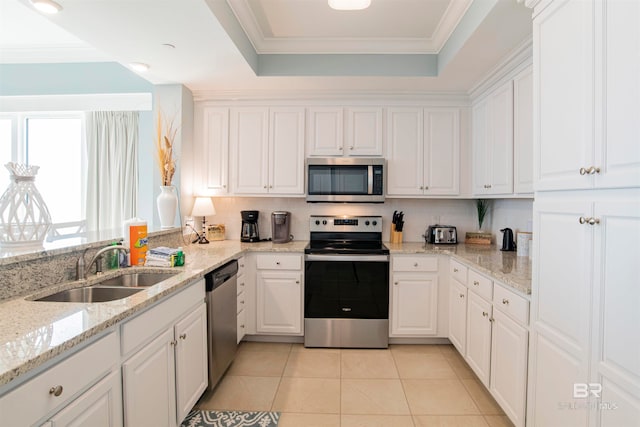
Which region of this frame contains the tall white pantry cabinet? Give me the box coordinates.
[527,0,640,426]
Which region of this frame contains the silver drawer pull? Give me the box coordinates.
[276,261,281,265]
[414,262,419,267]
[295,280,300,284]
[170,340,178,346]
[240,300,245,304]
[49,385,63,397]
[580,166,601,175]
[473,281,479,286]
[342,307,352,312]
[459,293,465,298]
[453,268,458,272]
[179,333,187,340]
[482,311,489,317]
[502,298,509,305]
[579,217,601,225]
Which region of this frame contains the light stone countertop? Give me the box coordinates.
[386,242,532,295]
[0,239,529,389]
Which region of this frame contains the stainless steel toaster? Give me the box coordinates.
[425,225,458,244]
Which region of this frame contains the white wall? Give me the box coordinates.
[191,196,533,244]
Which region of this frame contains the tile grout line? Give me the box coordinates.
[269,344,292,414]
[388,346,417,427]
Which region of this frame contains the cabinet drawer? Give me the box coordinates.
[0,332,119,427]
[237,309,246,344]
[121,279,205,356]
[237,275,246,296]
[493,284,529,326]
[237,291,246,314]
[392,255,438,272]
[450,258,468,284]
[237,256,246,276]
[468,269,493,301]
[256,254,302,270]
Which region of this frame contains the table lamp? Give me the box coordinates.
[191,196,216,244]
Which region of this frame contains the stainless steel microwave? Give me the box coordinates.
[306,157,385,203]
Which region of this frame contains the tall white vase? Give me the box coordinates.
[157,185,178,229]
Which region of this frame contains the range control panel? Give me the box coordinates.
[309,215,383,233]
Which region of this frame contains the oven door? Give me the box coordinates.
[304,254,389,319]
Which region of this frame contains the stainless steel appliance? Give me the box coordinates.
[271,211,293,243]
[306,157,385,203]
[240,210,260,242]
[304,215,389,348]
[425,225,458,244]
[204,260,238,390]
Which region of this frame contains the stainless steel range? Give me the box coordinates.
[304,215,390,348]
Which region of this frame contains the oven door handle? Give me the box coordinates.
[305,254,389,262]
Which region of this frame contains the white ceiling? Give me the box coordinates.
[0,0,533,94]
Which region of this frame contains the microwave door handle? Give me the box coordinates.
[368,165,373,194]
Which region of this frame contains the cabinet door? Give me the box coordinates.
[448,278,467,355]
[387,108,424,196]
[487,81,514,195]
[465,291,492,386]
[49,371,123,427]
[256,271,302,335]
[490,310,528,427]
[230,107,269,193]
[307,107,343,156]
[200,107,229,194]
[122,328,176,427]
[513,66,534,194]
[386,108,424,195]
[592,199,640,424]
[174,304,208,425]
[424,108,460,195]
[390,274,438,336]
[345,107,383,156]
[595,0,640,189]
[534,0,594,191]
[269,108,305,194]
[472,100,489,195]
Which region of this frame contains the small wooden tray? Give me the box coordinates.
[465,232,492,245]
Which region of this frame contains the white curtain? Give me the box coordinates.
[85,111,138,232]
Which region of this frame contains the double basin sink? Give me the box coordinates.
[34,272,177,303]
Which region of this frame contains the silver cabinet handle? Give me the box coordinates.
[170,340,178,346]
[502,298,509,305]
[339,146,343,151]
[49,385,63,397]
[223,184,227,188]
[482,311,489,317]
[269,185,273,189]
[276,261,280,265]
[350,146,354,150]
[240,324,245,328]
[295,280,300,284]
[240,263,245,268]
[240,300,245,304]
[579,217,600,225]
[414,262,419,267]
[179,333,187,340]
[394,281,399,285]
[459,293,465,298]
[419,186,424,190]
[263,185,267,189]
[489,317,495,323]
[453,268,459,273]
[473,281,479,286]
[580,166,601,175]
[425,186,429,190]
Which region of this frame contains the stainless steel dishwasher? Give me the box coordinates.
[205,259,238,390]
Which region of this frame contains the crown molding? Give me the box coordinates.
[468,36,533,100]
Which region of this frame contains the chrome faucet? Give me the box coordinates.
[77,244,130,280]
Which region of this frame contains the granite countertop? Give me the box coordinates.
[386,242,532,295]
[0,239,528,389]
[0,240,306,389]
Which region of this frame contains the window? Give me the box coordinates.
[0,113,85,232]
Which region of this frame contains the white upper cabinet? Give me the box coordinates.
[473,80,514,195]
[513,66,534,194]
[387,107,460,196]
[230,107,304,195]
[345,107,384,156]
[307,107,383,156]
[195,106,229,195]
[535,0,640,191]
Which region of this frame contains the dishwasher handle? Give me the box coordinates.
[205,260,239,292]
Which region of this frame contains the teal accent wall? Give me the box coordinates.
[0,62,154,96]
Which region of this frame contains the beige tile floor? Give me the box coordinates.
[195,342,515,427]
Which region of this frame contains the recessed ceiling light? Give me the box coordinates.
[129,62,150,73]
[328,0,371,11]
[30,0,63,14]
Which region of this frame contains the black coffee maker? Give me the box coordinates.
[241,210,260,242]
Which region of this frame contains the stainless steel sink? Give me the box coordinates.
[35,286,143,303]
[34,271,177,303]
[95,272,177,287]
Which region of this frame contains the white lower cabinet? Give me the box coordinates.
[465,290,493,386]
[0,332,121,427]
[448,278,467,354]
[237,256,247,343]
[121,280,207,427]
[390,255,439,336]
[255,254,303,335]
